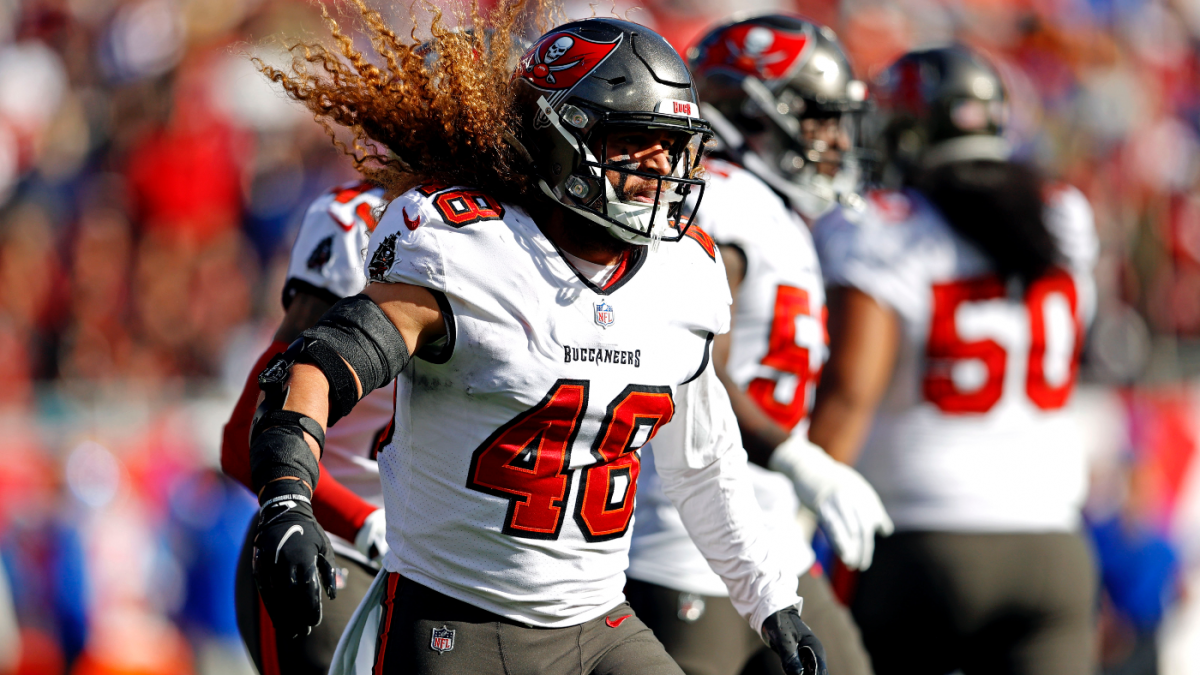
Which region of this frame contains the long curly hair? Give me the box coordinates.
[256,0,559,199]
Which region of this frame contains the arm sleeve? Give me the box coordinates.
[220,341,378,541]
[652,363,803,632]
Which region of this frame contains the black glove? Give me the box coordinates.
[252,478,338,638]
[762,605,828,675]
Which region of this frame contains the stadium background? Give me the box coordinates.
[0,0,1197,672]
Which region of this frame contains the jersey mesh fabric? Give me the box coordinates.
[812,185,1099,532]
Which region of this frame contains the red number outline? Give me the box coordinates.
[467,380,588,539]
[434,190,505,227]
[922,270,1082,414]
[574,385,675,541]
[746,285,816,431]
[1025,269,1082,411]
[923,276,1007,414]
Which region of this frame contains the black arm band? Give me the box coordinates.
[298,294,411,425]
[250,424,321,494]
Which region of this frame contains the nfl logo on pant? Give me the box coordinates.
[594,301,615,328]
[431,625,455,654]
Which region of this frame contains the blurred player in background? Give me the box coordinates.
[221,181,392,674]
[810,45,1099,675]
[626,15,887,675]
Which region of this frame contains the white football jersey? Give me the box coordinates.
[367,184,800,629]
[285,182,393,504]
[813,185,1099,532]
[628,160,820,596]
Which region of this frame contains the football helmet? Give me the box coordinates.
[511,19,713,246]
[871,45,1010,185]
[688,14,868,219]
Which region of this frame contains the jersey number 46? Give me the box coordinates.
[924,269,1082,414]
[467,380,674,542]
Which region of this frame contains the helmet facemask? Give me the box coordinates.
[535,96,712,247]
[737,77,869,218]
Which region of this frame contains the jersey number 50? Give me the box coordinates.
[923,269,1082,414]
[467,380,674,542]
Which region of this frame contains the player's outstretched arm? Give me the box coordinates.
[246,282,443,636]
[220,291,385,548]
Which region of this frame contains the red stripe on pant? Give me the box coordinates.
[374,573,402,675]
[258,596,281,675]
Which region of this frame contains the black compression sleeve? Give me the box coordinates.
[299,294,411,425]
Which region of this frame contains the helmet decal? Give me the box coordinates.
[518,31,621,92]
[693,23,813,82]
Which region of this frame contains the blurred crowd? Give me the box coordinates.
[0,0,1199,673]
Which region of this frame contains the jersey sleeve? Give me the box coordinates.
[812,201,920,314]
[362,188,450,293]
[1045,185,1099,274]
[1045,184,1100,326]
[651,363,803,631]
[283,183,386,308]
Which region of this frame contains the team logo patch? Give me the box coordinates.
[368,232,398,282]
[518,32,621,128]
[693,23,813,81]
[306,235,333,270]
[430,625,455,653]
[594,301,615,328]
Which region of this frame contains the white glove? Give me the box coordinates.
[768,434,894,570]
[354,509,390,563]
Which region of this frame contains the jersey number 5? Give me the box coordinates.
[467,380,674,541]
[923,269,1082,414]
[746,285,819,431]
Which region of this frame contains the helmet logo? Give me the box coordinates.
[519,31,621,91]
[694,23,812,81]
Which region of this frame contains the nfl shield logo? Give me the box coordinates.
[431,625,455,654]
[594,301,615,328]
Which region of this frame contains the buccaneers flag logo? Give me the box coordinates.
[693,24,813,81]
[518,32,621,92]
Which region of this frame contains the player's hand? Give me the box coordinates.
[761,604,828,675]
[768,433,894,570]
[252,478,338,638]
[354,508,389,563]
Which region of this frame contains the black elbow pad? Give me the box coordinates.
[298,294,411,425]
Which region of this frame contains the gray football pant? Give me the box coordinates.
[371,574,684,675]
[851,531,1096,675]
[626,570,874,675]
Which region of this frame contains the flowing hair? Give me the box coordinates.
[255,0,560,199]
[912,160,1061,287]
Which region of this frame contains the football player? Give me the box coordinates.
[221,181,392,674]
[626,15,886,675]
[248,14,829,675]
[810,46,1098,675]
